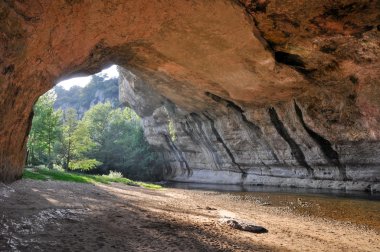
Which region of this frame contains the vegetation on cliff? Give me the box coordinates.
[54,75,119,116]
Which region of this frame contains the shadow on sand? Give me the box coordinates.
[0,179,275,251]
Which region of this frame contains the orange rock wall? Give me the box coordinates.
[0,0,379,187]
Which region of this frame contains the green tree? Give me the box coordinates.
[28,94,162,180]
[79,102,113,164]
[27,91,62,167]
[58,108,79,169]
[74,102,161,180]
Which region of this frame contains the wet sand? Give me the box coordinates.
[1,180,379,251]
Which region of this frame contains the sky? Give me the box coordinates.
[57,65,119,90]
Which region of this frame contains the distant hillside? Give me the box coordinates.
[54,75,119,117]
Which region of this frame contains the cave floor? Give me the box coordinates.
[0,180,379,252]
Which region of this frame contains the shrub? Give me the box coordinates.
[68,159,102,171]
[105,170,123,178]
[53,164,64,171]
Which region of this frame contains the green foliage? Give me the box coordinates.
[69,159,102,171]
[135,182,162,190]
[37,168,93,183]
[168,119,176,141]
[27,91,62,167]
[106,171,123,178]
[28,69,163,181]
[23,170,48,181]
[55,108,80,169]
[22,168,162,189]
[75,102,162,180]
[28,92,163,181]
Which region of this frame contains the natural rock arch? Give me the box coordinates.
[1,1,379,190]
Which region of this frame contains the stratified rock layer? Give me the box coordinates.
[119,67,380,192]
[1,0,379,190]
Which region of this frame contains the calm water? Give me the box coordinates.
[166,182,380,231]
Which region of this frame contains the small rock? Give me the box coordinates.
[226,219,268,233]
[205,206,217,210]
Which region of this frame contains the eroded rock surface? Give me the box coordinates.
[0,0,379,190]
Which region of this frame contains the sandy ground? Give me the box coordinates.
[0,180,379,252]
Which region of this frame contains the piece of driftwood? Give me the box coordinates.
[226,220,268,233]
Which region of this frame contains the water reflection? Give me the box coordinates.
[166,182,380,200]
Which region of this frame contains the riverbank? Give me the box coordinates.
[1,179,379,251]
[171,169,380,193]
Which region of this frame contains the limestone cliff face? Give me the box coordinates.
[54,76,119,117]
[119,67,380,191]
[0,0,379,190]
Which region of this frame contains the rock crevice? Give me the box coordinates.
[294,101,348,181]
[268,107,314,178]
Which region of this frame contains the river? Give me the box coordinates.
[166,182,380,231]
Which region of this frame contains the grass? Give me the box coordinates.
[23,168,162,189]
[23,170,47,181]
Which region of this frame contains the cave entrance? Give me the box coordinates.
[25,65,164,183]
